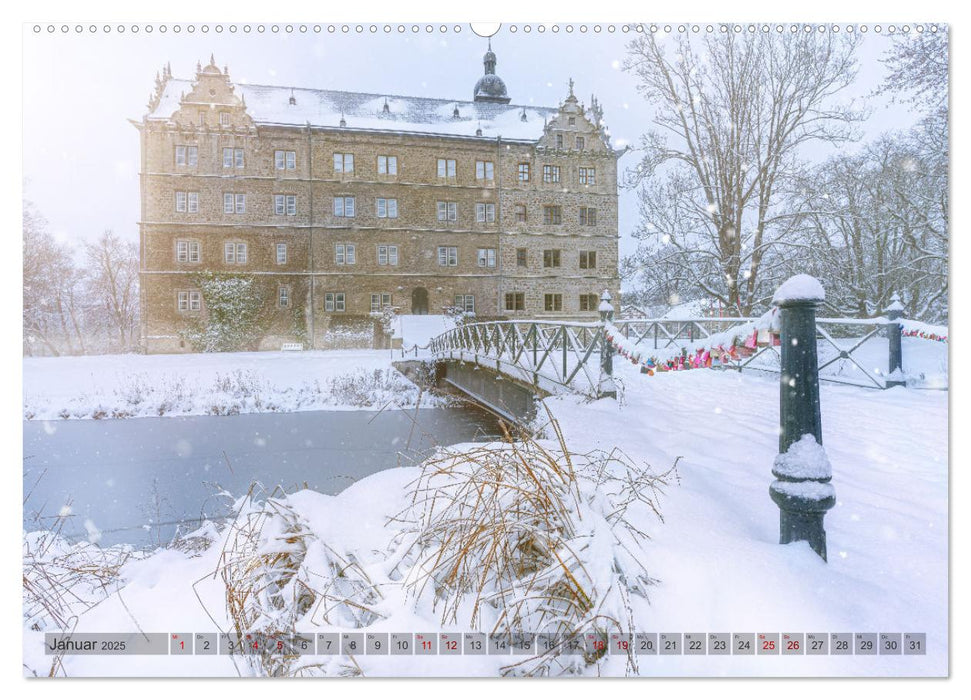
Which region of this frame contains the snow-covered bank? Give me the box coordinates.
[23,349,439,420]
[23,361,947,677]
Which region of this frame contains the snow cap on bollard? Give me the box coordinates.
[598,289,614,314]
[772,274,825,306]
[885,292,905,314]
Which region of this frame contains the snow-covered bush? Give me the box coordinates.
[215,487,382,677]
[324,368,422,408]
[397,417,675,676]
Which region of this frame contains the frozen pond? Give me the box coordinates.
[23,408,502,548]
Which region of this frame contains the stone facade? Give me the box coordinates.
[136,53,622,353]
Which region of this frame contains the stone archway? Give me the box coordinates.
[411,287,429,315]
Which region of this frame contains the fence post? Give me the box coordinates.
[769,275,835,562]
[598,290,617,399]
[885,293,905,388]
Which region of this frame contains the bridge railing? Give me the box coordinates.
[428,320,609,397]
[611,315,939,390]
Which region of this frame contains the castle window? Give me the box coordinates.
[579,294,599,311]
[542,165,561,183]
[505,292,525,311]
[516,248,528,267]
[517,163,530,182]
[437,201,457,222]
[223,148,244,168]
[274,195,297,216]
[579,167,596,185]
[377,245,399,266]
[175,191,187,212]
[556,134,564,149]
[333,196,356,217]
[224,242,248,264]
[177,290,202,312]
[544,293,563,312]
[437,158,457,178]
[543,206,562,225]
[475,160,494,180]
[278,285,290,308]
[543,249,562,268]
[175,145,197,167]
[515,204,527,222]
[376,198,398,218]
[176,240,200,263]
[576,136,585,150]
[475,203,496,223]
[276,243,287,265]
[188,192,198,213]
[579,250,597,269]
[219,112,230,126]
[275,150,296,170]
[324,292,346,312]
[224,193,245,214]
[334,153,354,173]
[477,248,496,268]
[579,207,598,226]
[370,293,392,312]
[437,246,458,266]
[335,244,356,265]
[377,155,398,175]
[568,117,576,126]
[454,295,475,313]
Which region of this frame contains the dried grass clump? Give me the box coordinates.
[209,485,384,677]
[398,411,677,676]
[22,513,135,677]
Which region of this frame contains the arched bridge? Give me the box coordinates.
[423,315,617,423]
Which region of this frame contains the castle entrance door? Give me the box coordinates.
[411,287,429,315]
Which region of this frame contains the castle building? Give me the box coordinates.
[135,46,622,353]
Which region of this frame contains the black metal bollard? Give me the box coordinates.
[769,276,835,561]
[598,290,617,399]
[886,293,905,388]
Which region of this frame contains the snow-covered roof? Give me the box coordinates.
[149,78,559,141]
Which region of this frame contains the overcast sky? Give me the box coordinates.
[22,24,923,259]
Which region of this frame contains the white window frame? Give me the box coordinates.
[334,196,356,218]
[438,246,458,267]
[188,192,198,213]
[223,148,233,168]
[220,112,230,126]
[437,158,456,178]
[176,145,196,166]
[334,152,354,173]
[437,201,457,222]
[454,295,475,313]
[278,285,290,308]
[543,164,561,183]
[276,243,287,265]
[325,292,346,312]
[176,191,187,212]
[175,145,186,166]
[176,240,188,262]
[477,248,496,268]
[475,202,496,223]
[235,193,245,214]
[475,160,494,180]
[224,193,234,214]
[377,155,398,175]
[234,148,244,168]
[225,242,247,264]
[335,244,356,265]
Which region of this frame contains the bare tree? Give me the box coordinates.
[23,202,87,356]
[623,30,863,315]
[84,230,139,351]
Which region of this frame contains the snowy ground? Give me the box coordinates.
[22,354,948,677]
[22,349,436,420]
